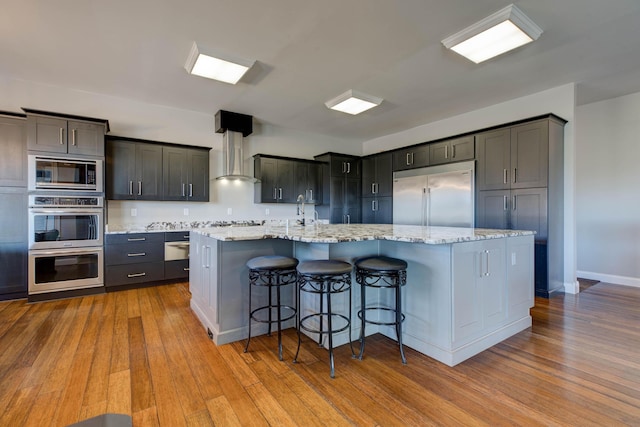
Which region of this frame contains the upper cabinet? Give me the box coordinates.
[329,154,360,178]
[362,152,393,198]
[429,136,475,166]
[0,115,27,187]
[162,146,210,202]
[254,154,322,204]
[392,144,429,171]
[106,138,163,200]
[476,120,549,191]
[294,161,322,204]
[25,110,107,157]
[315,153,361,224]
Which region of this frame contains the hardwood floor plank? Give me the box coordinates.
[0,300,30,339]
[205,396,243,427]
[244,381,298,427]
[185,409,215,427]
[23,389,63,427]
[0,385,41,427]
[133,406,160,427]
[128,316,154,413]
[110,290,130,374]
[78,400,108,423]
[107,369,132,415]
[0,366,30,420]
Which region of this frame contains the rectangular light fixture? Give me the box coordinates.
[325,90,383,115]
[441,4,542,64]
[185,42,255,84]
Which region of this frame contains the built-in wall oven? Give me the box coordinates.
[28,154,103,193]
[28,195,104,295]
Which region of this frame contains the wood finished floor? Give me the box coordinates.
[1,282,639,426]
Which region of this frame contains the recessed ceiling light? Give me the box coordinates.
[325,90,383,115]
[441,4,542,64]
[185,42,255,85]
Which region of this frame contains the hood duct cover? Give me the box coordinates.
[215,110,254,181]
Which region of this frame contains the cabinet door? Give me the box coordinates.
[276,159,296,203]
[510,121,549,189]
[361,157,376,197]
[256,157,278,202]
[476,190,510,230]
[429,141,449,165]
[375,196,393,224]
[344,177,361,223]
[306,162,321,203]
[67,121,104,156]
[0,188,27,298]
[476,128,510,190]
[482,240,507,329]
[136,143,163,200]
[450,136,475,162]
[375,152,393,197]
[392,145,429,171]
[329,176,345,223]
[507,235,534,319]
[330,155,350,177]
[188,149,210,201]
[27,116,68,153]
[106,140,136,200]
[0,116,27,187]
[361,197,376,224]
[510,188,548,240]
[162,146,187,201]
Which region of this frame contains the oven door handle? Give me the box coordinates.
[29,208,103,214]
[30,247,104,256]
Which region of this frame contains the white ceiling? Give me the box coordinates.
[2,0,640,144]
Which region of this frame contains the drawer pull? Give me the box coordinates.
[127,237,146,242]
[127,272,146,278]
[127,252,146,257]
[183,267,190,271]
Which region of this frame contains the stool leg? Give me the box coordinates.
[358,280,366,360]
[396,283,407,364]
[267,273,273,337]
[327,280,335,378]
[348,278,355,358]
[244,273,253,353]
[276,282,283,361]
[318,281,324,347]
[293,277,302,364]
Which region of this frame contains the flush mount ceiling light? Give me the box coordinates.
[325,90,383,115]
[441,4,542,64]
[185,42,255,84]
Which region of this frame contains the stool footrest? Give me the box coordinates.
[358,306,406,326]
[249,305,296,324]
[299,312,351,335]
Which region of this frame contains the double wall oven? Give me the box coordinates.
[28,155,105,296]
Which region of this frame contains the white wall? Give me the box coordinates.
[575,92,640,287]
[364,83,578,292]
[0,76,358,226]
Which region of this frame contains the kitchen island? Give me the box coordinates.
[189,224,534,366]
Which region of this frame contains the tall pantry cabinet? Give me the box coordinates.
[475,115,566,298]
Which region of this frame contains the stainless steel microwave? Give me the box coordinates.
[28,154,103,193]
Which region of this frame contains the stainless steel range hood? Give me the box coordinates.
[215,110,254,181]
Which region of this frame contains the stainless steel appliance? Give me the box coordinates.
[28,154,103,193]
[393,160,475,227]
[28,195,104,295]
[165,240,190,261]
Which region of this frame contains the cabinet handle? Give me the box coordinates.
[71,128,77,146]
[202,245,206,268]
[183,267,190,272]
[406,153,411,166]
[374,200,379,211]
[452,144,456,158]
[278,188,283,200]
[485,250,490,277]
[127,272,146,278]
[346,214,351,224]
[127,237,146,242]
[59,128,64,145]
[513,195,517,211]
[342,162,346,173]
[445,145,448,159]
[503,169,508,184]
[183,235,189,239]
[503,195,508,211]
[127,252,146,257]
[273,187,277,200]
[129,181,133,196]
[138,181,142,196]
[182,183,185,197]
[513,168,517,183]
[189,184,193,197]
[346,162,351,174]
[309,189,313,201]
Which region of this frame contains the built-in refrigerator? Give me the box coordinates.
[392,160,475,227]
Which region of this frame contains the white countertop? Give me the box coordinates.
[192,224,535,245]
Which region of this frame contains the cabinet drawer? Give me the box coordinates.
[105,262,165,287]
[105,232,164,245]
[165,231,190,242]
[105,241,164,265]
[165,259,190,280]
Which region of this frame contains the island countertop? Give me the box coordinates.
[191,223,534,245]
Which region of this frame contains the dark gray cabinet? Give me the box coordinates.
[362,152,392,224]
[106,138,163,200]
[162,146,210,202]
[0,187,28,300]
[26,115,105,156]
[254,155,295,203]
[429,136,475,166]
[475,116,565,298]
[0,116,27,187]
[362,196,392,224]
[315,153,361,224]
[105,233,165,288]
[392,144,429,171]
[476,121,549,191]
[293,161,322,204]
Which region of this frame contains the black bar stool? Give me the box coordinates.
[355,256,408,364]
[294,259,354,378]
[244,255,299,360]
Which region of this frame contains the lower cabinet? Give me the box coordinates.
[0,187,28,300]
[105,233,165,288]
[361,196,392,224]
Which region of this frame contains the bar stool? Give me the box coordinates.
[355,256,408,364]
[294,260,354,378]
[244,255,299,361]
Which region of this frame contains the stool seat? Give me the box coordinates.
[355,256,407,272]
[247,255,298,270]
[297,260,352,275]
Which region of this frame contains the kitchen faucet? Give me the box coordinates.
[296,194,305,225]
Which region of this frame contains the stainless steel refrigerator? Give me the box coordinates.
[393,160,475,227]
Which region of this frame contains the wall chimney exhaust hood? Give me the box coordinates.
[214,110,254,181]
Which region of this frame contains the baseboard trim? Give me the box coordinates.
[564,280,580,294]
[576,271,640,288]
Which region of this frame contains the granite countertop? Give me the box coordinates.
[192,223,535,245]
[105,220,264,234]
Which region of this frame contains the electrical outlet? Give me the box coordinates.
[183,208,189,216]
[227,208,233,215]
[265,208,270,216]
[131,208,137,217]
